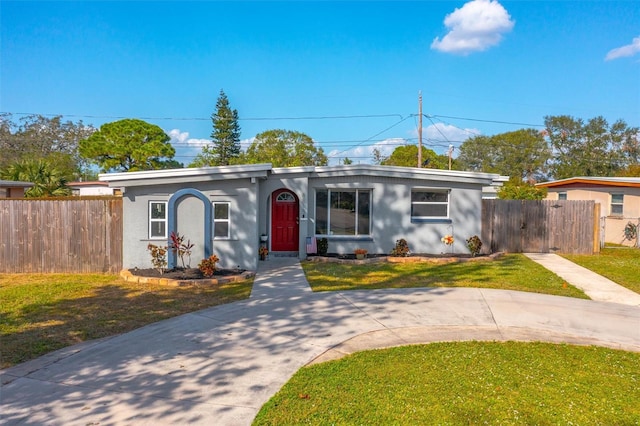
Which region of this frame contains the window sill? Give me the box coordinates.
[411,218,452,224]
[316,235,374,242]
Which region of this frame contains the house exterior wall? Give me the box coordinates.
[546,187,640,217]
[306,175,482,255]
[121,179,260,271]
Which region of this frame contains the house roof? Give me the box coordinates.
[99,164,503,187]
[0,179,34,188]
[67,181,109,188]
[536,177,640,189]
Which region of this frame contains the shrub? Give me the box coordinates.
[390,239,410,257]
[466,235,483,257]
[317,238,329,255]
[198,255,220,278]
[169,232,195,268]
[147,244,167,275]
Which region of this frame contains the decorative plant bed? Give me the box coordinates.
[120,267,255,287]
[307,252,504,265]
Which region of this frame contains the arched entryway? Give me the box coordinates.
[167,188,212,268]
[271,189,299,252]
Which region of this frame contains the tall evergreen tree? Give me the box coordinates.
[191,90,241,167]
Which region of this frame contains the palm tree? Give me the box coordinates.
[1,159,71,197]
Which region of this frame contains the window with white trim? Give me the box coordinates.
[213,202,230,239]
[610,193,624,216]
[558,192,567,201]
[315,189,370,236]
[411,189,449,219]
[149,201,167,239]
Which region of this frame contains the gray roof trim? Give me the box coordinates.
[99,163,272,187]
[309,165,500,185]
[0,180,34,188]
[99,163,503,187]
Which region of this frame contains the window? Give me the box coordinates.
[149,202,167,239]
[315,189,370,236]
[611,193,624,216]
[558,192,567,201]
[213,202,230,239]
[411,189,449,219]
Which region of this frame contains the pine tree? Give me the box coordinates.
[191,90,241,167]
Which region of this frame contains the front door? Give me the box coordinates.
[271,189,299,252]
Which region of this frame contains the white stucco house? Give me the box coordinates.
[100,164,502,271]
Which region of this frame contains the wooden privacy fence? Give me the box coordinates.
[0,198,123,273]
[482,199,600,255]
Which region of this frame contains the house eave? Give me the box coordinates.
[99,163,272,187]
[536,177,640,189]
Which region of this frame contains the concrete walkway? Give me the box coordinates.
[2,257,639,425]
[525,253,640,307]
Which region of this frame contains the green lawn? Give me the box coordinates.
[0,273,253,368]
[563,247,640,294]
[302,254,588,299]
[254,342,640,425]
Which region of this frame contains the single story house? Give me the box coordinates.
[100,164,501,271]
[536,177,640,246]
[0,180,34,198]
[67,181,122,197]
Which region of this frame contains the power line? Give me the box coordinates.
[329,115,415,158]
[2,111,405,122]
[431,114,545,128]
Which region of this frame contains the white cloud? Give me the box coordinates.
[327,138,405,165]
[605,36,640,61]
[239,137,255,151]
[424,123,480,144]
[431,0,515,55]
[167,128,210,148]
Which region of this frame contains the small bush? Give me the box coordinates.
[147,244,167,275]
[466,235,483,257]
[354,248,368,255]
[317,238,329,255]
[390,239,410,257]
[198,255,220,277]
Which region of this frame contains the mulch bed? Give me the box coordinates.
[130,267,246,280]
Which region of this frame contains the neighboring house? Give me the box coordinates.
[482,175,509,199]
[67,181,122,197]
[0,180,34,198]
[536,177,640,246]
[100,164,501,271]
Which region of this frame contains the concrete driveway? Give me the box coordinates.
[2,257,639,425]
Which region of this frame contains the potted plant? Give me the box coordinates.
[354,248,368,260]
[259,246,269,260]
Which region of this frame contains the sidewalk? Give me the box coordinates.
[525,253,640,307]
[2,257,639,426]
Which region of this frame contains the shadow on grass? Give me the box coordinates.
[303,254,588,299]
[1,279,253,368]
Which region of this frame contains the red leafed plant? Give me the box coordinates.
[169,232,195,268]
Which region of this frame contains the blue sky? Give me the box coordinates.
[2,1,639,166]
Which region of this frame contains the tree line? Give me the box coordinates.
[1,90,638,198]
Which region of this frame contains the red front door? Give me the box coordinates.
[271,189,299,252]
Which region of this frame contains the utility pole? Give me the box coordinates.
[418,91,422,168]
[448,144,453,170]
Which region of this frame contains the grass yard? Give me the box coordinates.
[563,247,640,294]
[254,341,640,425]
[303,254,588,299]
[0,273,253,368]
